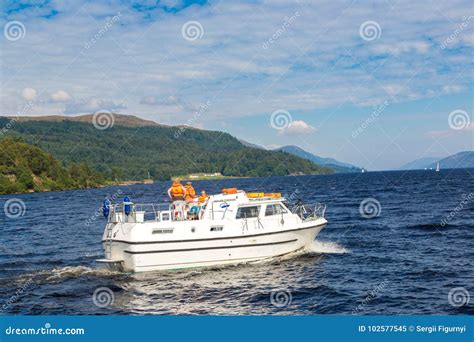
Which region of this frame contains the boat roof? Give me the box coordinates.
[208,191,285,206]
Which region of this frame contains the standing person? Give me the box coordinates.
[184,181,196,202]
[167,178,186,201]
[167,178,187,220]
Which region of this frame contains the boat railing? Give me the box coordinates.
[209,200,233,220]
[291,202,326,221]
[107,203,172,223]
[106,200,326,223]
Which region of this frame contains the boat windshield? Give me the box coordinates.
[235,206,260,219]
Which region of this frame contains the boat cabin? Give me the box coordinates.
[107,190,291,223]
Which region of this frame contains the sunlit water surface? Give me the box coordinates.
[1,170,473,315]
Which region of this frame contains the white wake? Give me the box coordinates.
[303,240,350,254]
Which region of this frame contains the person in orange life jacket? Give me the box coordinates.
[198,190,209,204]
[168,178,187,220]
[184,182,196,202]
[195,190,209,220]
[167,178,187,201]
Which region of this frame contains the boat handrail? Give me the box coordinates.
[105,200,325,223]
[247,197,285,202]
[290,202,326,221]
[107,202,173,223]
[209,200,232,220]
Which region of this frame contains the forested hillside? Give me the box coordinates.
[0,137,105,194]
[0,115,332,188]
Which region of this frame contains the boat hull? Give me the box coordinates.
[103,222,325,272]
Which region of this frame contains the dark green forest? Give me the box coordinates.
[0,117,333,194]
[0,137,105,194]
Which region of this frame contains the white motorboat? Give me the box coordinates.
[97,189,327,272]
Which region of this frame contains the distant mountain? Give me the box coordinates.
[238,139,266,150]
[274,145,362,173]
[399,157,440,170]
[400,151,474,170]
[427,151,474,169]
[13,113,162,128]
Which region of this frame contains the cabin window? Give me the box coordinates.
[236,206,260,219]
[160,211,171,221]
[152,228,174,234]
[210,226,223,232]
[265,204,287,216]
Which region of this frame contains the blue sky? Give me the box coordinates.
[1,0,473,170]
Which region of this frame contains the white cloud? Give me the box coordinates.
[278,120,316,135]
[427,123,474,138]
[2,0,471,123]
[462,123,474,131]
[21,88,37,101]
[140,95,200,113]
[371,41,431,56]
[0,0,471,171]
[442,85,465,94]
[140,96,160,106]
[50,90,72,102]
[64,98,126,115]
[426,130,454,139]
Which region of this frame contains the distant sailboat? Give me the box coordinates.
[435,162,440,172]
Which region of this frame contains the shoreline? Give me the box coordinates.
[2,168,472,196]
[0,180,151,196]
[171,176,248,181]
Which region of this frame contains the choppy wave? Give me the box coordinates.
[1,170,472,315]
[245,239,349,265]
[45,266,121,281]
[405,223,455,230]
[304,240,350,254]
[7,266,122,285]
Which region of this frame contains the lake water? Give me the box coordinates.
[1,170,473,315]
